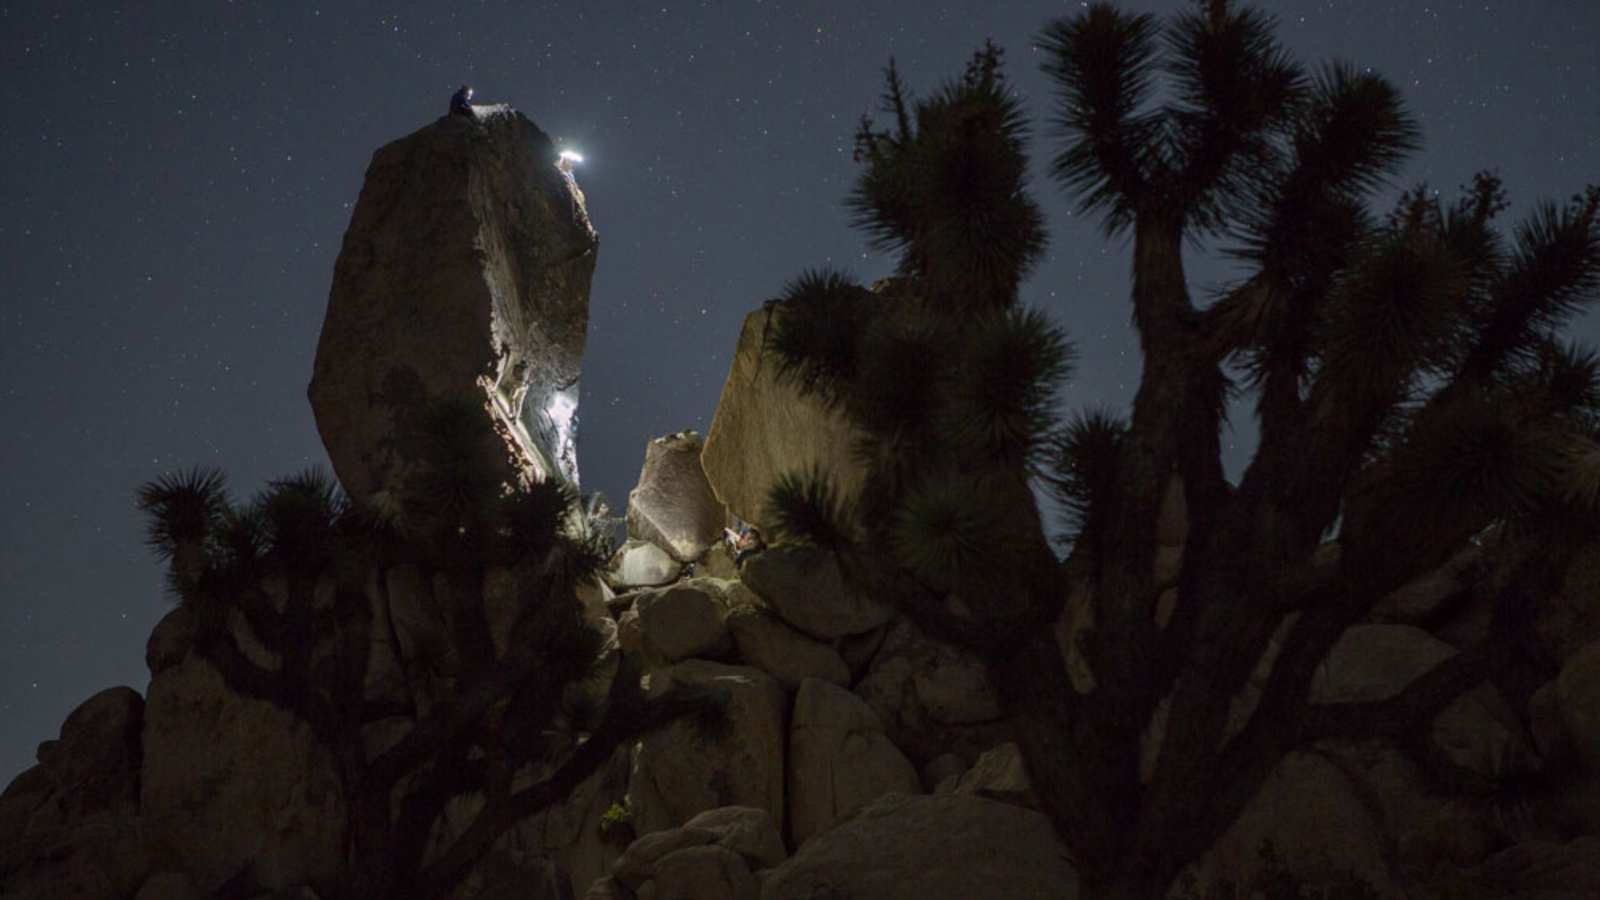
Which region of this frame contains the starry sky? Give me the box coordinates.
[2,1,1597,782]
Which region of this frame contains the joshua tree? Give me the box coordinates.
[138,398,719,900]
[765,5,1600,897]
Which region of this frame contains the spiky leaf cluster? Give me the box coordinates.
[257,467,347,573]
[850,40,1047,311]
[764,467,855,552]
[767,268,876,407]
[764,40,1077,635]
[888,475,1019,597]
[1045,408,1129,547]
[136,466,229,562]
[945,308,1077,469]
[137,393,606,611]
[1038,4,1162,235]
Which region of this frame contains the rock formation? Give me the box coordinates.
[12,385,1600,900]
[761,793,1080,899]
[625,431,726,562]
[700,306,865,530]
[309,106,597,506]
[15,109,1600,900]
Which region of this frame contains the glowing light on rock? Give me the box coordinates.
[547,389,578,444]
[520,385,581,485]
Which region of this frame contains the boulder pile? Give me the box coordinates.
[9,107,1600,900]
[9,370,1600,900]
[12,343,1600,900]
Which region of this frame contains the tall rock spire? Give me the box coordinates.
[309,106,597,507]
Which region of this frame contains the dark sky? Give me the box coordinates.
[3,1,1596,781]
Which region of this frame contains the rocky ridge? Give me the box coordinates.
[9,110,1600,900]
[13,364,1600,899]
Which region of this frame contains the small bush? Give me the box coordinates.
[598,802,634,844]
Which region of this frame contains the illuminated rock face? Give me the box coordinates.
[309,108,596,507]
[701,306,865,531]
[626,430,726,562]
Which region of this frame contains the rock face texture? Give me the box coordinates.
[626,431,726,562]
[726,606,850,690]
[1186,752,1404,899]
[740,545,893,641]
[854,618,1005,765]
[309,108,597,505]
[1,688,147,900]
[700,306,866,529]
[141,654,346,893]
[628,661,787,838]
[1558,640,1600,770]
[611,806,784,900]
[635,580,733,663]
[760,793,1079,900]
[607,540,682,589]
[786,678,920,846]
[1311,624,1535,780]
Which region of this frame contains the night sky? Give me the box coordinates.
[3,1,1596,782]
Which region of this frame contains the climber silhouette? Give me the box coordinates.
[450,85,474,117]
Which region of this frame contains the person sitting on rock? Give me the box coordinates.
[450,85,474,117]
[729,525,766,569]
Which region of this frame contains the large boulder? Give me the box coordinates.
[787,679,920,846]
[1311,624,1536,781]
[0,766,53,849]
[1538,540,1600,664]
[636,580,733,663]
[495,746,634,900]
[612,806,784,899]
[0,689,150,900]
[134,873,205,900]
[701,306,867,530]
[760,792,1079,900]
[606,540,682,590]
[456,857,569,900]
[854,618,1006,765]
[41,687,144,803]
[140,654,345,893]
[629,662,787,837]
[1426,835,1600,899]
[626,431,726,562]
[309,108,597,506]
[0,853,119,900]
[146,606,195,675]
[1329,739,1493,871]
[740,545,893,641]
[727,606,850,690]
[1556,638,1600,770]
[650,845,758,900]
[1182,751,1404,899]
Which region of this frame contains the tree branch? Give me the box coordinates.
[362,648,543,793]
[1300,642,1495,742]
[1198,274,1273,361]
[409,655,726,900]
